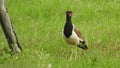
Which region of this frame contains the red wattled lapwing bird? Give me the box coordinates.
[63,11,88,50]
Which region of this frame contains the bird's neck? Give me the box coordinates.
[66,16,72,23]
[64,16,73,38]
[66,16,73,27]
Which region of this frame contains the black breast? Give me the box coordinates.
[64,22,73,38]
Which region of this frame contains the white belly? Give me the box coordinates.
[64,30,79,45]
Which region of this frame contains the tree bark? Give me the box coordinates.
[0,0,22,53]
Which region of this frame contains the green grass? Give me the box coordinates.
[0,0,120,68]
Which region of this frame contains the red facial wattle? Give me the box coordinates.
[68,13,72,16]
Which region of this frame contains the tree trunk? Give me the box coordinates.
[0,0,22,53]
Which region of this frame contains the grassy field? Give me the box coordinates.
[0,0,120,68]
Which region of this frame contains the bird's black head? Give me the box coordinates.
[66,11,72,17]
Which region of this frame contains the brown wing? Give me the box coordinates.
[74,26,83,39]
